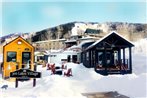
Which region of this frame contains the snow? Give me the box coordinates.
[71,26,78,36]
[77,40,95,48]
[0,38,147,98]
[71,23,87,36]
[0,54,3,63]
[132,38,147,56]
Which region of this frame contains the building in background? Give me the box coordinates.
[34,39,66,51]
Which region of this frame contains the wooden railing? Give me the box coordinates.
[120,59,129,71]
[95,59,129,71]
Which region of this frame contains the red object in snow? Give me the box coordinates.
[47,63,55,70]
[61,64,67,69]
[64,68,72,77]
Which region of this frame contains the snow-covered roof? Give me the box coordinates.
[80,36,96,40]
[86,31,134,50]
[68,45,80,49]
[65,40,77,43]
[78,40,95,48]
[65,45,82,53]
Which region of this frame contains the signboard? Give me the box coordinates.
[10,69,41,79]
[10,68,41,88]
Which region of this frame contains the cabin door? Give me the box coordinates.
[67,55,71,62]
[22,52,31,69]
[106,51,114,66]
[97,51,103,66]
[97,51,114,67]
[72,55,77,63]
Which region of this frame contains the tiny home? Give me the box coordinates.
[45,50,80,64]
[2,36,34,79]
[81,32,134,75]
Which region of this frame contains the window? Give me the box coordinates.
[86,52,89,61]
[72,55,77,63]
[98,52,103,65]
[22,52,31,64]
[106,52,111,65]
[7,52,16,62]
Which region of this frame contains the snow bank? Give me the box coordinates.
[132,38,147,56]
[132,39,147,74]
[1,62,146,98]
[0,54,2,63]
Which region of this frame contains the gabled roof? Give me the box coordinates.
[4,36,34,49]
[86,31,134,50]
[84,28,101,34]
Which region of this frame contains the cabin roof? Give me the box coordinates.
[4,36,34,48]
[86,31,134,50]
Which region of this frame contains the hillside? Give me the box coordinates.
[31,22,147,42]
[0,21,147,43]
[1,21,146,53]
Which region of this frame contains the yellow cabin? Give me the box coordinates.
[2,36,34,79]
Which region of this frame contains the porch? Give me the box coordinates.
[95,59,130,75]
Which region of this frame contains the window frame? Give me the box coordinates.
[22,52,31,64]
[7,51,17,62]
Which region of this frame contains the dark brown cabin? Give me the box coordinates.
[81,32,134,75]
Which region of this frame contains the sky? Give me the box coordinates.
[0,0,147,37]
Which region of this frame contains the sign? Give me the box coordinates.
[10,69,41,79]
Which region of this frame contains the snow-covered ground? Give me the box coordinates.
[0,39,147,98]
[0,54,2,63]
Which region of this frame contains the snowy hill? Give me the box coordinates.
[0,38,147,98]
[1,22,147,43]
[31,22,147,42]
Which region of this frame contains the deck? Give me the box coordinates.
[82,91,130,98]
[94,64,131,75]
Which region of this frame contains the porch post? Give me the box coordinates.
[95,50,98,67]
[129,47,132,73]
[93,50,96,67]
[123,48,125,67]
[104,47,107,71]
[91,50,93,67]
[89,50,91,68]
[118,48,121,71]
[83,52,86,66]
